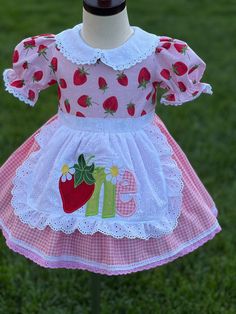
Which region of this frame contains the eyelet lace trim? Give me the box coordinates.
[55,23,160,70]
[10,115,184,239]
[3,69,35,107]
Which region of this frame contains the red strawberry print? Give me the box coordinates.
[146,91,152,100]
[152,91,157,105]
[141,110,147,116]
[59,154,96,213]
[23,39,36,51]
[76,111,85,117]
[138,67,151,89]
[178,81,187,92]
[155,47,163,54]
[98,77,108,92]
[188,64,199,74]
[57,86,61,100]
[32,70,43,82]
[103,96,118,116]
[28,89,36,101]
[152,81,159,91]
[55,44,60,51]
[117,71,128,86]
[174,43,188,54]
[12,50,19,63]
[37,44,49,61]
[165,94,176,102]
[49,57,58,74]
[172,62,188,76]
[22,61,29,70]
[77,95,99,107]
[64,99,70,113]
[162,42,171,50]
[59,78,67,89]
[160,69,171,80]
[48,79,57,86]
[73,66,89,85]
[127,102,135,116]
[38,33,55,38]
[192,91,199,96]
[10,79,24,88]
[160,37,174,42]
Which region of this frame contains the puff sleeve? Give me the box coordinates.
[2,33,58,107]
[155,36,213,106]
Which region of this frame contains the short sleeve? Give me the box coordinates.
[2,33,58,107]
[155,36,213,106]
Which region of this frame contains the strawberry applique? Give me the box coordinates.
[117,71,128,86]
[98,77,108,93]
[73,66,90,85]
[59,154,96,213]
[137,67,151,89]
[103,96,118,117]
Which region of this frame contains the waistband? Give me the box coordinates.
[57,109,155,132]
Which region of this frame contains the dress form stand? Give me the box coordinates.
[81,2,132,313]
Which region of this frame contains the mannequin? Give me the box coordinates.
[81,0,134,49]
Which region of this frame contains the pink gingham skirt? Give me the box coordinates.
[0,112,221,275]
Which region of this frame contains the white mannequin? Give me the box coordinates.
[80,6,134,49]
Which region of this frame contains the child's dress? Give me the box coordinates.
[0,23,221,275]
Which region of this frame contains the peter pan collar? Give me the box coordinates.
[55,23,160,70]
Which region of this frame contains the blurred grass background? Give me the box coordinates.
[0,0,235,313]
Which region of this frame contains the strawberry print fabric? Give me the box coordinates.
[155,37,213,105]
[0,23,221,275]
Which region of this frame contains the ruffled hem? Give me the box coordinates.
[0,217,221,276]
[10,113,184,239]
[2,68,35,107]
[160,83,213,106]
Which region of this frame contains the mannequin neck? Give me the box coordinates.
[80,6,134,49]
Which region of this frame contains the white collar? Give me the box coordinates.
[55,23,160,70]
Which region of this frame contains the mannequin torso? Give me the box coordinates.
[80,5,134,49]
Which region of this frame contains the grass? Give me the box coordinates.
[0,0,235,313]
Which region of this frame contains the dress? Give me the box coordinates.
[0,22,221,276]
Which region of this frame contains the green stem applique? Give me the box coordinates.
[85,167,105,216]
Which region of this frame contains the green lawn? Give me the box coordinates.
[0,0,235,313]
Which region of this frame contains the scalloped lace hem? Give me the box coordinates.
[160,83,213,106]
[10,114,185,239]
[0,218,221,276]
[2,69,35,106]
